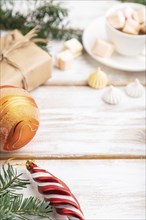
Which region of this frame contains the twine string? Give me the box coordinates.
[0,27,48,90]
[5,158,35,167]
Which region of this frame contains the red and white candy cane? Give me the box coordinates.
[26,160,85,220]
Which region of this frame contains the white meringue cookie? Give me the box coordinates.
[103,86,122,105]
[126,79,144,98]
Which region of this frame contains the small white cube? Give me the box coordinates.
[63,38,83,57]
[55,50,74,70]
[107,11,126,29]
[92,38,114,58]
[123,18,140,35]
[123,7,134,19]
[133,8,146,24]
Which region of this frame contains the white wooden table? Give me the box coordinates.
[1,1,146,219]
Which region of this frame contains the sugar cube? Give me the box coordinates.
[123,7,134,19]
[107,11,126,29]
[133,8,146,24]
[123,18,140,35]
[92,38,114,58]
[55,50,74,70]
[63,38,83,57]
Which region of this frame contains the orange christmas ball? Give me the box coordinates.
[0,85,39,151]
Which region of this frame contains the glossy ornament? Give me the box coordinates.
[0,85,39,151]
[26,160,85,220]
[88,67,108,89]
[102,85,122,105]
[126,79,144,98]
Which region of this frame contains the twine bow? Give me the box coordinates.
[0,27,48,90]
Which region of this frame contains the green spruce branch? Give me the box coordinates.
[121,0,146,5]
[0,193,52,220]
[0,164,52,219]
[0,0,82,42]
[0,163,29,195]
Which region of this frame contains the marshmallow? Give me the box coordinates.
[92,38,114,58]
[123,18,140,35]
[140,23,146,34]
[63,38,83,57]
[107,11,125,29]
[133,8,146,24]
[123,7,134,19]
[55,50,74,70]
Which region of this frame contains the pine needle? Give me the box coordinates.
[0,193,52,220]
[0,164,52,219]
[0,164,29,195]
[0,0,83,43]
[121,0,146,5]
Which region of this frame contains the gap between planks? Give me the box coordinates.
[0,154,146,160]
[44,82,146,87]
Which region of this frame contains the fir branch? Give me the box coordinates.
[0,192,52,220]
[0,164,52,219]
[0,0,83,42]
[0,164,29,195]
[48,27,83,41]
[121,0,146,5]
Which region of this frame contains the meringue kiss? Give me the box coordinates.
[126,79,144,98]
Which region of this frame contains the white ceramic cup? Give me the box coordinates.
[105,3,146,56]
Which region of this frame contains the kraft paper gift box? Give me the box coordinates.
[0,29,52,91]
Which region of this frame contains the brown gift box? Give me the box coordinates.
[0,29,52,91]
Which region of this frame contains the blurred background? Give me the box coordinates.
[1,0,145,42]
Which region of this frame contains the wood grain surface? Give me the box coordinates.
[46,54,146,87]
[0,159,145,220]
[1,86,145,159]
[0,1,145,220]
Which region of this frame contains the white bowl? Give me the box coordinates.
[106,3,146,56]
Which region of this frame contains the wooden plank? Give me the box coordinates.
[1,159,145,220]
[1,86,145,159]
[48,50,146,87]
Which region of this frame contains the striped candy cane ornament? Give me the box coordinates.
[26,160,85,220]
